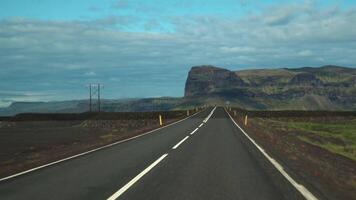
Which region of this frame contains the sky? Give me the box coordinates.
[0,0,356,107]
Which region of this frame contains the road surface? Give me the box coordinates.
[0,107,294,200]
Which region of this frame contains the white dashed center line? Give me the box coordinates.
[172,136,190,149]
[203,107,216,123]
[107,153,168,200]
[190,128,199,135]
[108,107,216,200]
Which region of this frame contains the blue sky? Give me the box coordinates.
[0,0,356,106]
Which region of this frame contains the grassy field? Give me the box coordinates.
[266,118,356,161]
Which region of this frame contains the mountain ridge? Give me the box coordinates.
[185,65,356,110]
[1,65,355,116]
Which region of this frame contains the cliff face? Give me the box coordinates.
[184,65,356,110]
[289,73,323,86]
[185,65,244,97]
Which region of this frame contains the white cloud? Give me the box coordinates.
[220,46,256,54]
[0,1,355,102]
[298,50,313,56]
[84,71,96,76]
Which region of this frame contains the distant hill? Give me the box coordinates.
[1,65,355,116]
[0,98,188,116]
[0,100,89,116]
[184,65,356,110]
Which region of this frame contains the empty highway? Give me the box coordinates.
[0,107,316,200]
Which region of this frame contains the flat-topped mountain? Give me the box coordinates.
[184,65,356,110]
[185,65,244,97]
[1,65,355,116]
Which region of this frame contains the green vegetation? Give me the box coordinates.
[268,119,356,161]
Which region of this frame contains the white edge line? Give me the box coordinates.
[172,136,190,149]
[198,123,203,128]
[225,109,318,200]
[190,128,199,135]
[107,153,168,200]
[0,109,204,182]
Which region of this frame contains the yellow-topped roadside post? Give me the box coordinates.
[159,115,163,126]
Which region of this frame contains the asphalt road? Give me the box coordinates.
[0,107,287,200]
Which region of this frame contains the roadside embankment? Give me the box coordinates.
[227,107,356,200]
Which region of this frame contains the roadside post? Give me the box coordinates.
[244,115,248,126]
[233,110,236,117]
[187,110,190,116]
[159,115,163,126]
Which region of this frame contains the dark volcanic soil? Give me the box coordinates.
[0,110,192,178]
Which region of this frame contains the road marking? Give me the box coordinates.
[190,128,199,135]
[107,154,168,200]
[172,136,190,149]
[203,106,216,123]
[0,109,205,182]
[198,123,203,128]
[225,109,318,200]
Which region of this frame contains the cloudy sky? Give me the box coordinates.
[0,0,356,107]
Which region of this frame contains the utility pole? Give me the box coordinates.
[98,83,101,112]
[88,83,103,112]
[89,85,92,112]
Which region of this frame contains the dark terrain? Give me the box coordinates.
[0,110,196,178]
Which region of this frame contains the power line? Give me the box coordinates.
[98,83,101,112]
[88,83,103,112]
